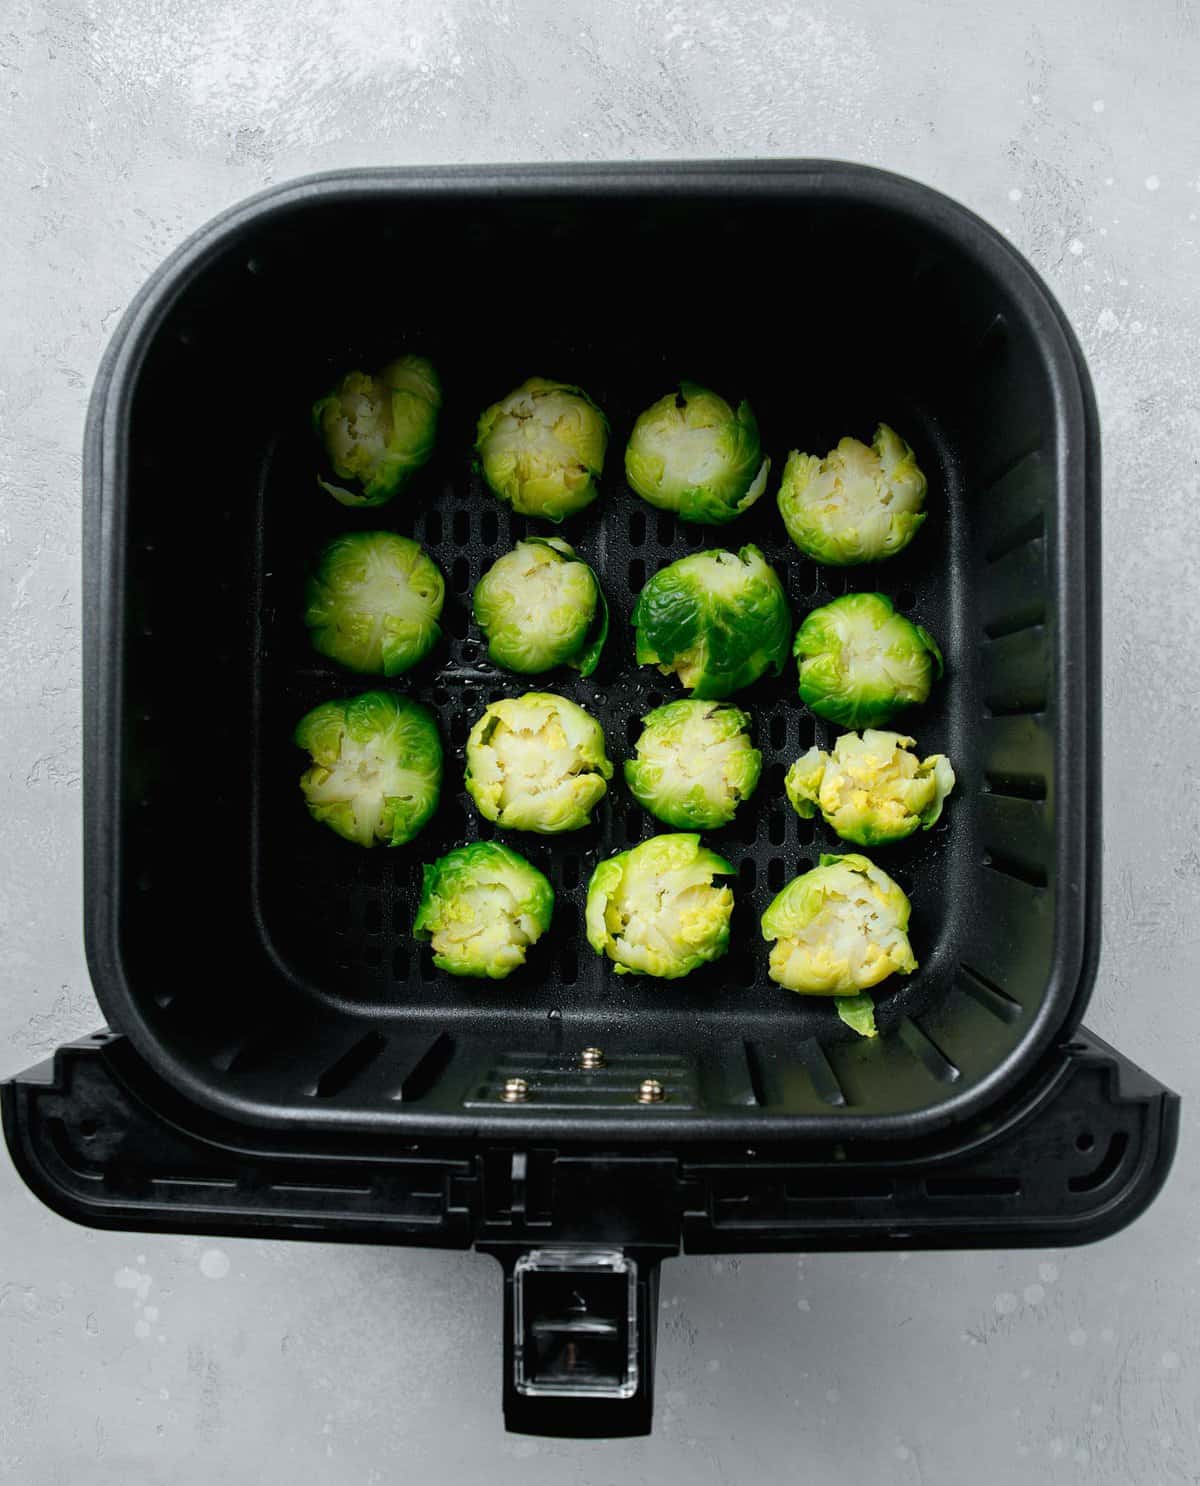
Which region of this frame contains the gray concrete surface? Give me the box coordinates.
[2,0,1198,1480]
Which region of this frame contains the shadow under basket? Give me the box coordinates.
[2,162,1179,1438]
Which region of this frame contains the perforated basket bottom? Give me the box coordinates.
[251,384,975,1048]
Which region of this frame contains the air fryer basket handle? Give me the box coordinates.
[488,1246,661,1439]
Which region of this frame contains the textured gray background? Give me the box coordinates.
[2,0,1198,1480]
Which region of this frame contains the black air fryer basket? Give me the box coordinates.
[3,163,1177,1437]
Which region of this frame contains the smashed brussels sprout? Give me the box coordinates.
[633,545,791,700]
[475,377,608,521]
[777,423,926,565]
[312,355,441,506]
[794,592,942,728]
[413,842,554,979]
[586,833,734,978]
[464,692,612,833]
[760,852,916,996]
[625,701,761,830]
[473,538,608,676]
[785,729,955,846]
[295,691,442,848]
[305,531,445,676]
[625,382,770,525]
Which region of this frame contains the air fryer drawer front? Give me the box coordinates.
[0,1032,1179,1434]
[84,163,1099,1140]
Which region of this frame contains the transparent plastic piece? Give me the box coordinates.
[513,1249,638,1399]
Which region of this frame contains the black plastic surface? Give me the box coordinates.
[2,1031,1176,1252]
[82,162,1101,1141]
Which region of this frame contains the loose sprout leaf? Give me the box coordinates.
[305,531,445,676]
[312,355,441,505]
[475,377,608,522]
[793,592,942,727]
[294,691,442,848]
[760,852,916,995]
[777,423,927,565]
[585,833,735,978]
[625,700,762,829]
[836,995,879,1039]
[632,544,791,700]
[413,842,554,979]
[464,692,613,833]
[625,382,770,526]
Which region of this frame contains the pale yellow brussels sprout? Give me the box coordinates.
[475,377,608,521]
[413,842,554,979]
[586,833,734,978]
[777,423,926,565]
[464,692,612,833]
[312,355,441,506]
[785,730,955,846]
[760,852,916,996]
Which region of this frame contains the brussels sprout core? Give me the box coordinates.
[294,691,442,847]
[625,382,770,525]
[633,545,791,699]
[464,692,613,833]
[473,538,607,676]
[785,729,955,846]
[793,592,942,728]
[312,355,441,506]
[625,700,761,829]
[585,833,734,978]
[760,852,916,995]
[475,377,608,521]
[777,423,927,565]
[413,842,554,979]
[305,531,445,676]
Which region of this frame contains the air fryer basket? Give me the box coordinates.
[83,162,1100,1141]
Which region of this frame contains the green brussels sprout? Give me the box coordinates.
[473,538,608,677]
[625,701,761,829]
[633,545,791,700]
[294,690,442,847]
[413,841,554,979]
[312,355,441,506]
[624,382,770,525]
[793,592,942,728]
[464,692,612,833]
[475,377,608,521]
[777,424,927,565]
[585,833,734,978]
[305,531,445,676]
[785,729,955,846]
[760,852,916,995]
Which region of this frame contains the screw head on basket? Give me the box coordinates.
[578,1047,606,1070]
[637,1078,666,1104]
[500,1077,530,1102]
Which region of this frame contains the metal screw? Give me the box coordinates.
[500,1077,529,1103]
[578,1047,606,1070]
[637,1078,666,1104]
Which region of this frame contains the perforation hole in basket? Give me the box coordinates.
[480,509,499,546]
[561,855,581,891]
[769,714,788,751]
[768,810,787,846]
[628,557,645,590]
[628,510,646,547]
[739,858,757,891]
[452,509,471,545]
[451,557,471,593]
[423,510,443,544]
[768,856,786,891]
[656,512,674,546]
